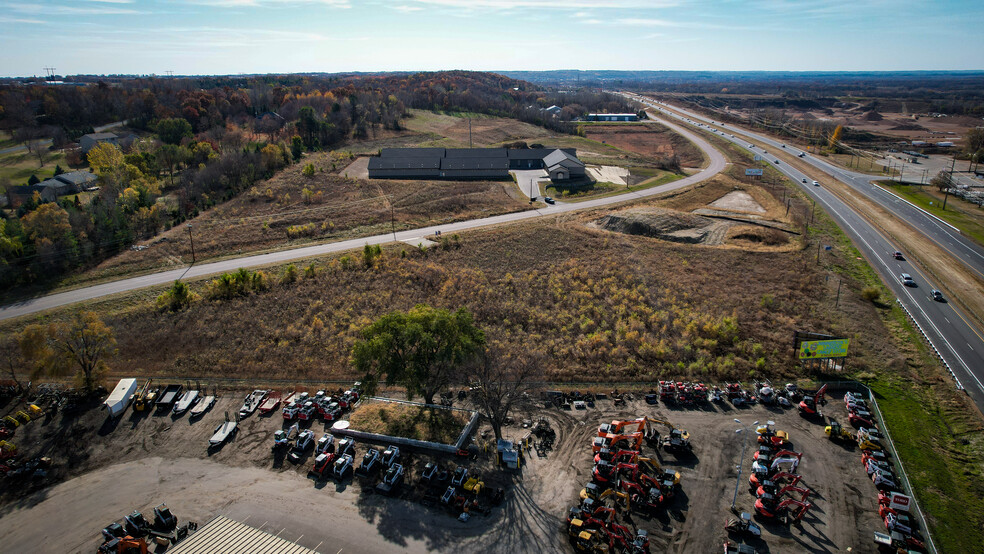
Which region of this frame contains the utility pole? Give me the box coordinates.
[835,279,842,307]
[816,240,821,264]
[469,118,472,148]
[730,419,757,512]
[43,67,56,81]
[187,223,196,264]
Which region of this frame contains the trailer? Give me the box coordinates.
[173,390,201,416]
[258,391,282,415]
[209,420,237,447]
[156,384,184,408]
[238,390,269,419]
[190,394,215,419]
[104,378,138,418]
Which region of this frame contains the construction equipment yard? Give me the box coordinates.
[0,382,894,554]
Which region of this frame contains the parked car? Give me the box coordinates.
[899,273,916,287]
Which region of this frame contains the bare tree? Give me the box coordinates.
[25,138,48,168]
[467,346,542,440]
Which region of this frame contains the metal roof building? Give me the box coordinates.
[168,516,318,554]
[368,147,583,181]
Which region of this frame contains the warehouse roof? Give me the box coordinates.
[440,157,509,170]
[368,157,441,170]
[543,148,584,170]
[168,516,317,554]
[379,147,446,158]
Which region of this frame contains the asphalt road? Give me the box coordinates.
[626,95,984,282]
[0,116,726,321]
[624,93,984,411]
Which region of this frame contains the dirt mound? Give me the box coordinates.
[597,209,722,244]
[860,110,883,121]
[889,121,928,131]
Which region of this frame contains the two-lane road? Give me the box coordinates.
[625,93,984,411]
[0,116,726,321]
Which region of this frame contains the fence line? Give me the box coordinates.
[824,380,938,554]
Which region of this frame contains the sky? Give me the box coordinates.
[1,0,982,77]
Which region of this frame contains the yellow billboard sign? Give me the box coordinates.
[799,339,850,359]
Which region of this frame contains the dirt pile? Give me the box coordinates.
[860,110,883,121]
[597,209,728,244]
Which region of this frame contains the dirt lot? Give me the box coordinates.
[584,123,706,169]
[0,389,882,553]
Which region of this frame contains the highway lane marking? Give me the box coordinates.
[633,96,984,385]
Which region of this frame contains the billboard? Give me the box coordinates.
[745,168,764,176]
[799,339,850,359]
[889,492,911,512]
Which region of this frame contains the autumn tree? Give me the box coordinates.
[352,305,485,405]
[156,117,193,145]
[467,346,541,440]
[19,311,117,392]
[930,170,952,193]
[828,125,844,148]
[965,127,984,157]
[158,144,189,188]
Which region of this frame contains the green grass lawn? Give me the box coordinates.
[0,149,67,187]
[876,180,984,246]
[0,131,18,149]
[808,181,984,553]
[544,171,682,203]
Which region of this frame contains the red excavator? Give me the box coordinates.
[594,448,640,465]
[799,384,828,418]
[592,432,643,454]
[755,484,811,502]
[749,471,801,490]
[754,498,812,523]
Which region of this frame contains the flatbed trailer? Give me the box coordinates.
[156,385,184,408]
[258,391,282,415]
[238,390,269,419]
[190,395,215,418]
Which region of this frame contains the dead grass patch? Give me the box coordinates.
[346,400,470,444]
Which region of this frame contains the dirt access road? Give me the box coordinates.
[0,392,880,553]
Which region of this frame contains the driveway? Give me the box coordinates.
[510,169,547,200]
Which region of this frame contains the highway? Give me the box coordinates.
[0,115,727,320]
[623,93,984,412]
[627,95,984,281]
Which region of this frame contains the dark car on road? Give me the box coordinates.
[544,197,555,204]
[893,251,905,261]
[932,290,945,302]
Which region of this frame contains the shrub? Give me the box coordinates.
[156,280,198,311]
[302,163,315,178]
[286,223,316,239]
[304,263,318,279]
[281,264,298,284]
[205,268,269,300]
[862,286,881,303]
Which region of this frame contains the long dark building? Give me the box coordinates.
[367,147,586,181]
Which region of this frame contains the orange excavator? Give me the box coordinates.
[754,498,812,523]
[98,536,148,554]
[592,432,643,454]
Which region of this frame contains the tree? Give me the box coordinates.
[965,127,984,157]
[156,117,193,145]
[352,304,485,405]
[25,138,48,168]
[158,144,189,189]
[930,170,951,193]
[27,174,40,186]
[291,135,304,161]
[21,202,71,244]
[467,346,541,440]
[828,125,843,148]
[19,311,117,392]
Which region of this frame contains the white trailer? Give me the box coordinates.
[104,378,138,418]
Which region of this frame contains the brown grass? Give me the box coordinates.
[346,400,470,444]
[76,152,530,281]
[583,123,705,168]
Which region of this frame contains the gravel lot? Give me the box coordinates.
[0,389,883,553]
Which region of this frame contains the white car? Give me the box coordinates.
[899,273,916,287]
[812,180,820,187]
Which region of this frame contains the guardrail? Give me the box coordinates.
[896,298,964,390]
[823,380,938,554]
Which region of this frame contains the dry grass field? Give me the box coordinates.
[583,123,705,168]
[78,152,530,281]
